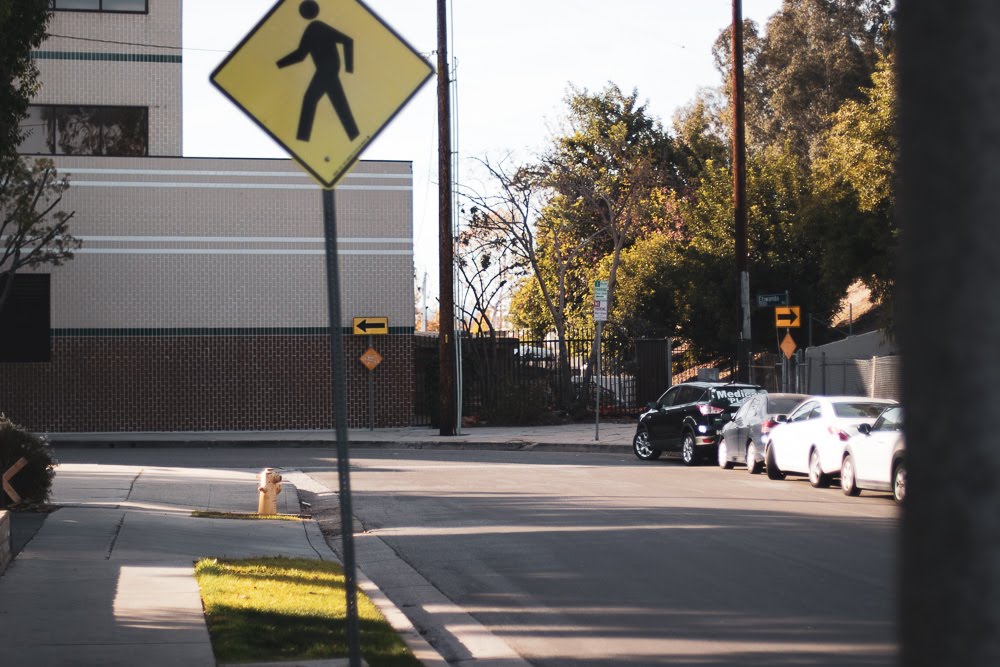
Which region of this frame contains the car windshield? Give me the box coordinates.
[766,396,804,414]
[709,386,762,408]
[833,402,893,419]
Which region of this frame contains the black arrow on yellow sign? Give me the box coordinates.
[353,317,388,335]
[775,306,801,328]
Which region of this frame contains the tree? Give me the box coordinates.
[810,53,897,307]
[1,0,51,167]
[540,84,678,385]
[714,0,893,161]
[462,157,599,408]
[0,3,79,315]
[0,159,79,313]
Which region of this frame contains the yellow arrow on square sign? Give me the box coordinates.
[211,0,434,189]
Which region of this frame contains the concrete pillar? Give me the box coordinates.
[897,2,1000,665]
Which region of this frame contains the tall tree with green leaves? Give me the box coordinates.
[809,52,897,309]
[540,84,677,382]
[714,0,892,161]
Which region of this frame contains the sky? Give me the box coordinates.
[183,0,784,298]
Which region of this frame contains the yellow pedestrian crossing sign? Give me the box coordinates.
[211,0,434,189]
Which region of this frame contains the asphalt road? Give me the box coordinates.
[53,447,898,666]
[309,449,898,667]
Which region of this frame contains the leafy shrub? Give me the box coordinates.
[0,414,56,507]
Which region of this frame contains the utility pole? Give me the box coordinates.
[731,0,751,383]
[437,0,456,436]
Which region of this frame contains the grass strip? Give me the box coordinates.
[195,556,420,667]
[191,510,308,521]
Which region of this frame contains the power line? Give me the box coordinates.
[46,32,230,53]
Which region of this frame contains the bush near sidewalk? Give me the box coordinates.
[195,556,420,667]
[0,414,56,508]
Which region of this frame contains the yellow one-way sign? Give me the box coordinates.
[775,306,801,328]
[211,0,433,189]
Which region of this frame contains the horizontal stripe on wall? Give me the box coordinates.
[70,181,411,191]
[53,327,416,336]
[72,248,412,255]
[76,236,412,244]
[62,168,410,180]
[32,50,182,64]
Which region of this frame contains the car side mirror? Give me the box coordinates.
[858,423,873,436]
[647,401,658,411]
[775,414,789,423]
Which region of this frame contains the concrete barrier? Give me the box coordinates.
[0,510,10,574]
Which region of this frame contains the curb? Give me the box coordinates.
[48,439,633,453]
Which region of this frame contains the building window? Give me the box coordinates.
[18,105,148,157]
[50,0,147,13]
[0,274,51,363]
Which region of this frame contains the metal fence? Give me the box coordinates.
[749,351,901,401]
[413,332,672,426]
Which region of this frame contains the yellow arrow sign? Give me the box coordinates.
[211,0,434,189]
[775,306,801,328]
[353,316,388,335]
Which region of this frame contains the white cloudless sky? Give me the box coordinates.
[183,0,783,299]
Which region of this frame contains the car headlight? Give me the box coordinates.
[698,425,707,434]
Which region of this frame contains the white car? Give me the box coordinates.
[765,396,898,487]
[840,406,905,503]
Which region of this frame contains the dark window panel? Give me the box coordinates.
[17,106,55,155]
[54,0,100,9]
[101,0,146,11]
[0,274,51,363]
[102,107,148,156]
[55,106,102,156]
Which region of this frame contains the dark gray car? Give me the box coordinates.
[717,392,808,473]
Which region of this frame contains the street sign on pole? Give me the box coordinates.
[211,0,434,189]
[593,279,609,322]
[353,316,388,335]
[757,292,788,308]
[211,5,433,666]
[775,306,801,328]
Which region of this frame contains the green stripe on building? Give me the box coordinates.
[31,51,182,64]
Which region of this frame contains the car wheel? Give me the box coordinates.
[893,462,906,504]
[682,432,699,466]
[765,446,786,480]
[746,441,762,475]
[841,454,861,496]
[808,449,831,488]
[632,429,661,461]
[718,441,734,469]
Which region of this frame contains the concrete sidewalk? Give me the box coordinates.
[0,464,443,667]
[44,422,638,452]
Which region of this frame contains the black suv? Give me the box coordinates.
[633,381,765,465]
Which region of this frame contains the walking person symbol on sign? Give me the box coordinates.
[277,0,360,142]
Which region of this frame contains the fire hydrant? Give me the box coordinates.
[257,468,282,515]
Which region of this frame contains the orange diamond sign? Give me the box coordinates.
[359,347,383,371]
[780,332,797,360]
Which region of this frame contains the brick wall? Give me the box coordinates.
[0,334,414,432]
[0,510,10,574]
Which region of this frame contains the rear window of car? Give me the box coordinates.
[833,402,893,418]
[709,386,762,408]
[766,396,804,414]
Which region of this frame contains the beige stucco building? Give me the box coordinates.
[1,0,417,431]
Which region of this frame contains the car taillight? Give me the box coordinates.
[699,404,724,416]
[761,419,778,434]
[828,425,851,442]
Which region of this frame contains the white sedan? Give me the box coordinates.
[840,406,905,503]
[765,396,898,487]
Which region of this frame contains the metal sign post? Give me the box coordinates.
[593,280,609,441]
[321,189,361,666]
